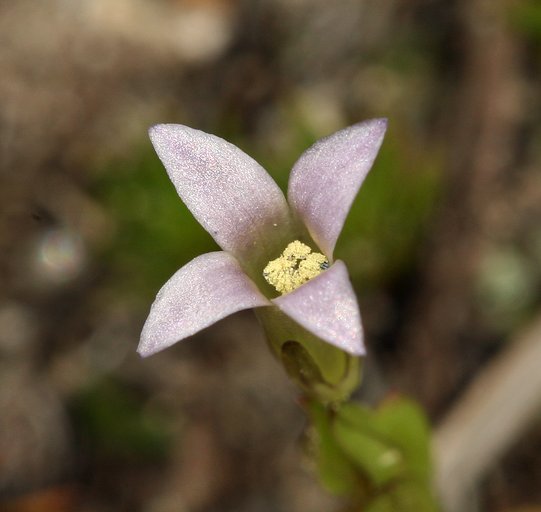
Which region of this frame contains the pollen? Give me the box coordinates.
[263,240,329,294]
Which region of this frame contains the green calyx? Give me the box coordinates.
[255,307,360,404]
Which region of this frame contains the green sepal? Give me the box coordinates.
[255,307,360,404]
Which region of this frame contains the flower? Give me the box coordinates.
[138,119,387,359]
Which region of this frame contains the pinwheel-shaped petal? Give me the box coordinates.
[138,120,386,358]
[139,252,270,356]
[273,261,363,355]
[288,119,387,258]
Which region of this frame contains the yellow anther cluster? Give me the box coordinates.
[263,240,329,294]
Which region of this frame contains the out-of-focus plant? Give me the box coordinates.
[510,0,541,43]
[71,378,171,461]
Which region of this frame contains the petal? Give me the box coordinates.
[272,261,364,355]
[149,124,294,265]
[138,252,270,356]
[288,119,387,258]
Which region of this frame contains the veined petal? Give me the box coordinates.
[272,261,364,355]
[149,124,294,265]
[138,252,270,356]
[288,119,387,258]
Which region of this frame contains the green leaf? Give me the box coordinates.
[333,399,432,483]
[333,407,405,487]
[307,398,438,509]
[371,398,432,482]
[365,482,438,512]
[329,398,434,490]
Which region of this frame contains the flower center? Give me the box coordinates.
[263,240,329,294]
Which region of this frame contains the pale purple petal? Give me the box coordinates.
[288,119,387,258]
[272,261,364,355]
[138,252,270,356]
[149,124,293,263]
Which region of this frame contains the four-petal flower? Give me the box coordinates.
[138,119,387,357]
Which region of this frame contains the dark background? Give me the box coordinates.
[1,1,540,511]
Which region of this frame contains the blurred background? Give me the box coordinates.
[1,0,540,511]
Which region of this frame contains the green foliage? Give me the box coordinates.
[334,407,405,488]
[70,378,172,461]
[308,397,438,511]
[509,0,541,43]
[365,482,439,512]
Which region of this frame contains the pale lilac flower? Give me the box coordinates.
[138,119,387,357]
